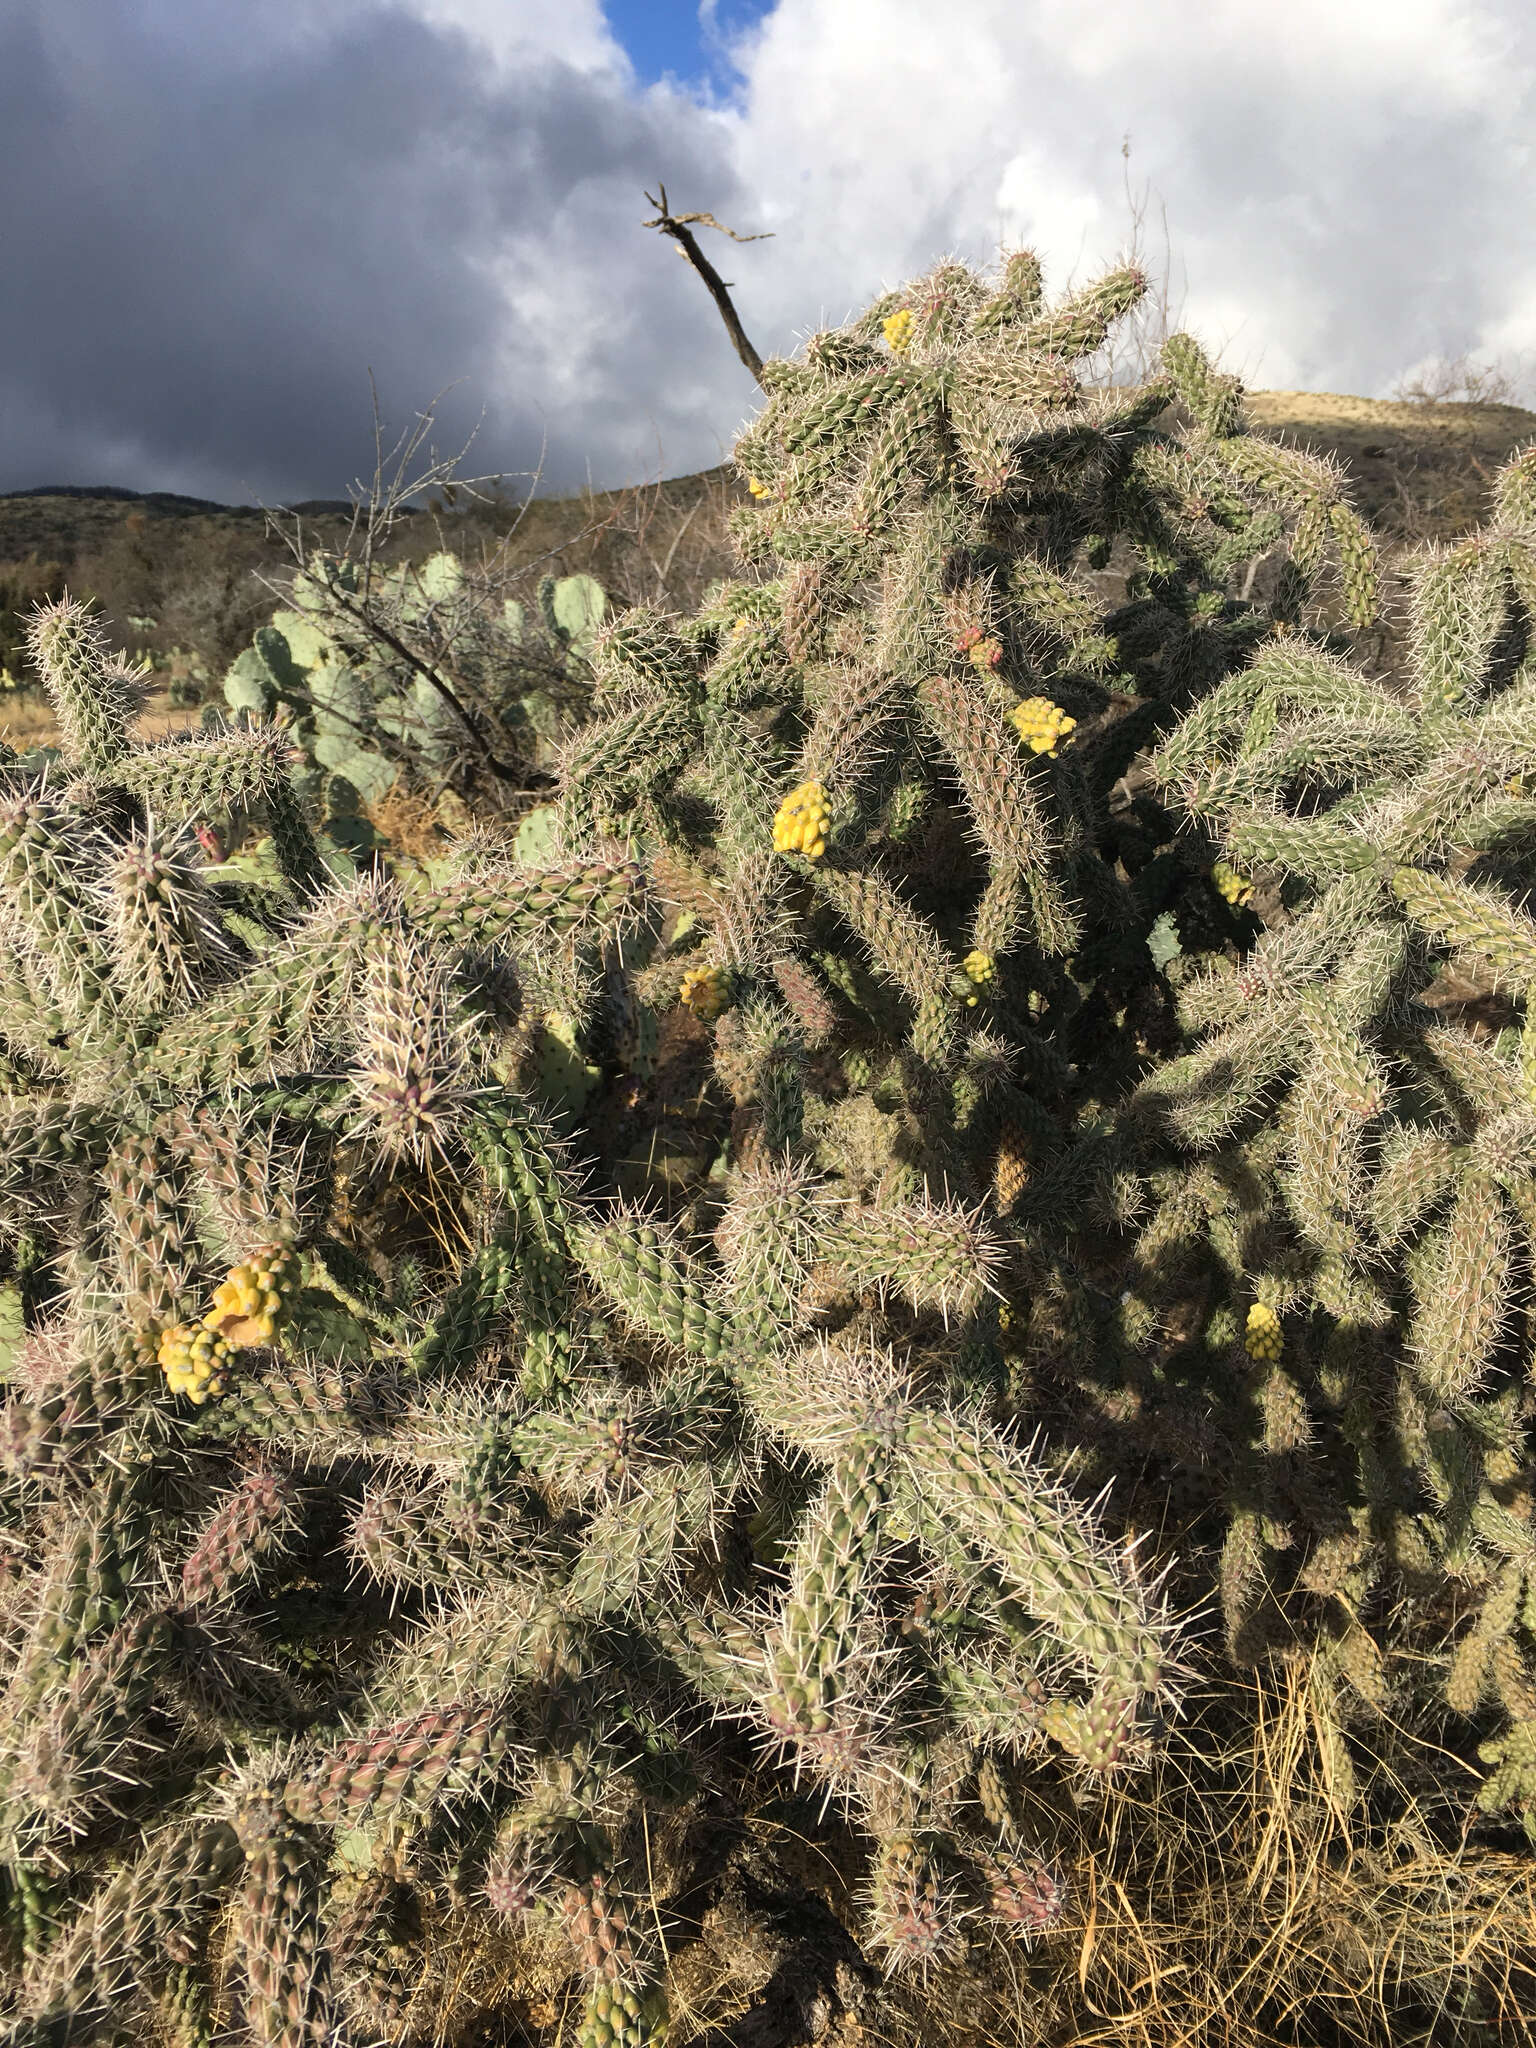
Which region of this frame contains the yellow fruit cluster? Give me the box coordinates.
[159,1243,300,1402]
[1008,698,1076,756]
[1211,860,1255,908]
[882,308,914,356]
[772,779,831,859]
[208,1244,299,1346]
[967,635,1004,672]
[747,474,768,498]
[962,949,996,1005]
[679,963,731,1021]
[157,1323,230,1404]
[1244,1302,1283,1362]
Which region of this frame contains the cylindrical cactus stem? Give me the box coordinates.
[574,1975,671,2048]
[1039,1680,1143,1771]
[414,859,646,950]
[558,1866,657,1987]
[180,1466,304,1608]
[24,594,145,773]
[816,1196,1004,1321]
[231,1790,335,2048]
[101,1126,198,1328]
[283,1698,513,1829]
[471,1093,576,1249]
[10,1609,171,1841]
[1392,865,1536,986]
[167,1102,305,1266]
[568,1210,728,1361]
[810,863,960,1068]
[14,1460,147,1700]
[104,821,230,1013]
[407,1235,517,1378]
[0,1099,109,1208]
[975,1844,1067,1939]
[159,1962,217,2048]
[760,1434,892,1756]
[0,790,119,1010]
[348,924,475,1166]
[866,1830,968,1974]
[22,1821,240,2030]
[901,1408,1167,1696]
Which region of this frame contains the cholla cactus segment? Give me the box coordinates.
[231,1789,336,2048]
[350,923,478,1163]
[575,1977,670,2048]
[9,1608,170,1840]
[1008,697,1076,756]
[1211,860,1254,908]
[1392,865,1536,986]
[284,1697,513,1827]
[818,1197,1003,1320]
[568,1211,728,1360]
[21,1821,241,2030]
[772,777,831,858]
[866,1832,967,1975]
[104,820,230,1012]
[180,1465,304,1607]
[26,593,146,773]
[415,859,646,949]
[902,1406,1168,1692]
[760,1434,892,1750]
[1243,1302,1283,1362]
[979,1847,1066,1938]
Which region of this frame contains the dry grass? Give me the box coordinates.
[0,682,203,752]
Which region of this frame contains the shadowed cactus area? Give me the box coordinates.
[2,249,1536,2047]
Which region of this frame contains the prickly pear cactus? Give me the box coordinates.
[222,551,607,825]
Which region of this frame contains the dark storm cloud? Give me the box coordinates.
[0,1,761,503]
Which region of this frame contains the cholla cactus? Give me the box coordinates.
[5,248,1533,2045]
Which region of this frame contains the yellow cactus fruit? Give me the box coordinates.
[993,1123,1030,1209]
[747,474,768,498]
[967,635,1004,673]
[1008,697,1077,757]
[1211,860,1255,908]
[882,307,914,356]
[772,778,831,860]
[962,949,996,1006]
[158,1322,230,1404]
[1244,1302,1283,1362]
[205,1243,299,1348]
[679,963,731,1021]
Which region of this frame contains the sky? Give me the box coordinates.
[1,0,1533,508]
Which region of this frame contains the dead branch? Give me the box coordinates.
[643,183,771,387]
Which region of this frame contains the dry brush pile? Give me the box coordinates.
[1,250,1535,2047]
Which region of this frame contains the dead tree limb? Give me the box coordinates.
[643,184,772,387]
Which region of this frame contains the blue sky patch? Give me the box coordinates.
[602,0,777,92]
